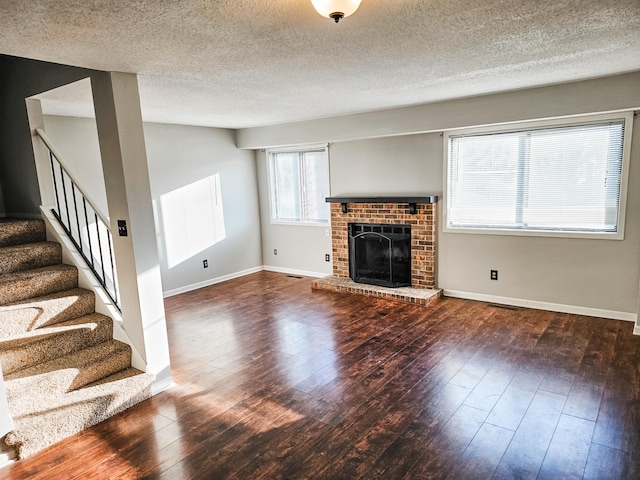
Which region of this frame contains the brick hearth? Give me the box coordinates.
[312,200,440,305]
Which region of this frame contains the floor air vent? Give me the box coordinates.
[487,303,520,311]
[287,275,303,279]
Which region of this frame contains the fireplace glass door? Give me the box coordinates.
[349,223,411,288]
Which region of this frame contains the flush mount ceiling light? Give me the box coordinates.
[311,0,362,23]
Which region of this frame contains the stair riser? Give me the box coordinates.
[0,289,95,338]
[0,243,62,275]
[0,267,78,305]
[0,220,46,248]
[0,317,113,375]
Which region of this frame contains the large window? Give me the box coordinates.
[445,113,632,238]
[268,146,329,224]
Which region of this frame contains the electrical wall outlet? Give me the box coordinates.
[490,270,498,280]
[273,249,278,255]
[203,260,208,268]
[325,254,330,262]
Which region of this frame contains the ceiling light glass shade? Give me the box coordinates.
[311,0,362,22]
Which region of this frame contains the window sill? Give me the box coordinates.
[443,225,624,240]
[270,220,329,228]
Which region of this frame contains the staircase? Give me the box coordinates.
[0,218,154,460]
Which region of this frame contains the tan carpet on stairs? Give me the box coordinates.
[0,218,154,459]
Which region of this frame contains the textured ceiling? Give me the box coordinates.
[1,0,639,128]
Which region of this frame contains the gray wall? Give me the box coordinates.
[0,55,98,217]
[256,134,442,275]
[242,73,640,317]
[43,116,263,294]
[25,68,640,317]
[329,134,443,197]
[145,123,262,294]
[238,72,640,149]
[329,125,640,315]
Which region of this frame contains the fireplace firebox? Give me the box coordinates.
[349,223,411,288]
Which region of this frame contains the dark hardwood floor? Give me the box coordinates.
[1,271,639,479]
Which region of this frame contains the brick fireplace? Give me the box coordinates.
[311,196,440,305]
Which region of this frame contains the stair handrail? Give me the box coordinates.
[34,127,121,311]
[35,128,110,228]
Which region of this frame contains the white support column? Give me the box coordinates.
[25,99,55,208]
[91,72,172,386]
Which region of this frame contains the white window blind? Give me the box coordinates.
[269,148,329,224]
[446,117,628,235]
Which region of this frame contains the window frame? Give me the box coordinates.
[443,112,634,240]
[267,144,330,227]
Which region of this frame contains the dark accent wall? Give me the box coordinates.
[0,54,103,216]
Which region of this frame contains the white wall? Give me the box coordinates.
[42,115,108,216]
[240,73,640,320]
[255,150,332,276]
[43,116,263,295]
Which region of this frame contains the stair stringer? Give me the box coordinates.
[39,208,147,375]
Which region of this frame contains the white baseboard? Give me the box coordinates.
[0,438,17,468]
[163,265,328,298]
[263,265,328,278]
[443,289,637,322]
[150,376,175,397]
[163,266,264,297]
[0,454,16,469]
[634,325,640,336]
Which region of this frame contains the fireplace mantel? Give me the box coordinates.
[326,196,438,214]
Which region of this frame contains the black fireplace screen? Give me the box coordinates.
[348,223,411,288]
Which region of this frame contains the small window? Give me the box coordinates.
[268,146,330,224]
[444,113,633,239]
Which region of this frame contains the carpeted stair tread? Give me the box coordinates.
[0,288,95,338]
[0,311,110,348]
[4,367,154,459]
[0,242,62,274]
[0,219,46,248]
[5,340,134,413]
[0,218,154,461]
[0,313,113,376]
[0,264,78,305]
